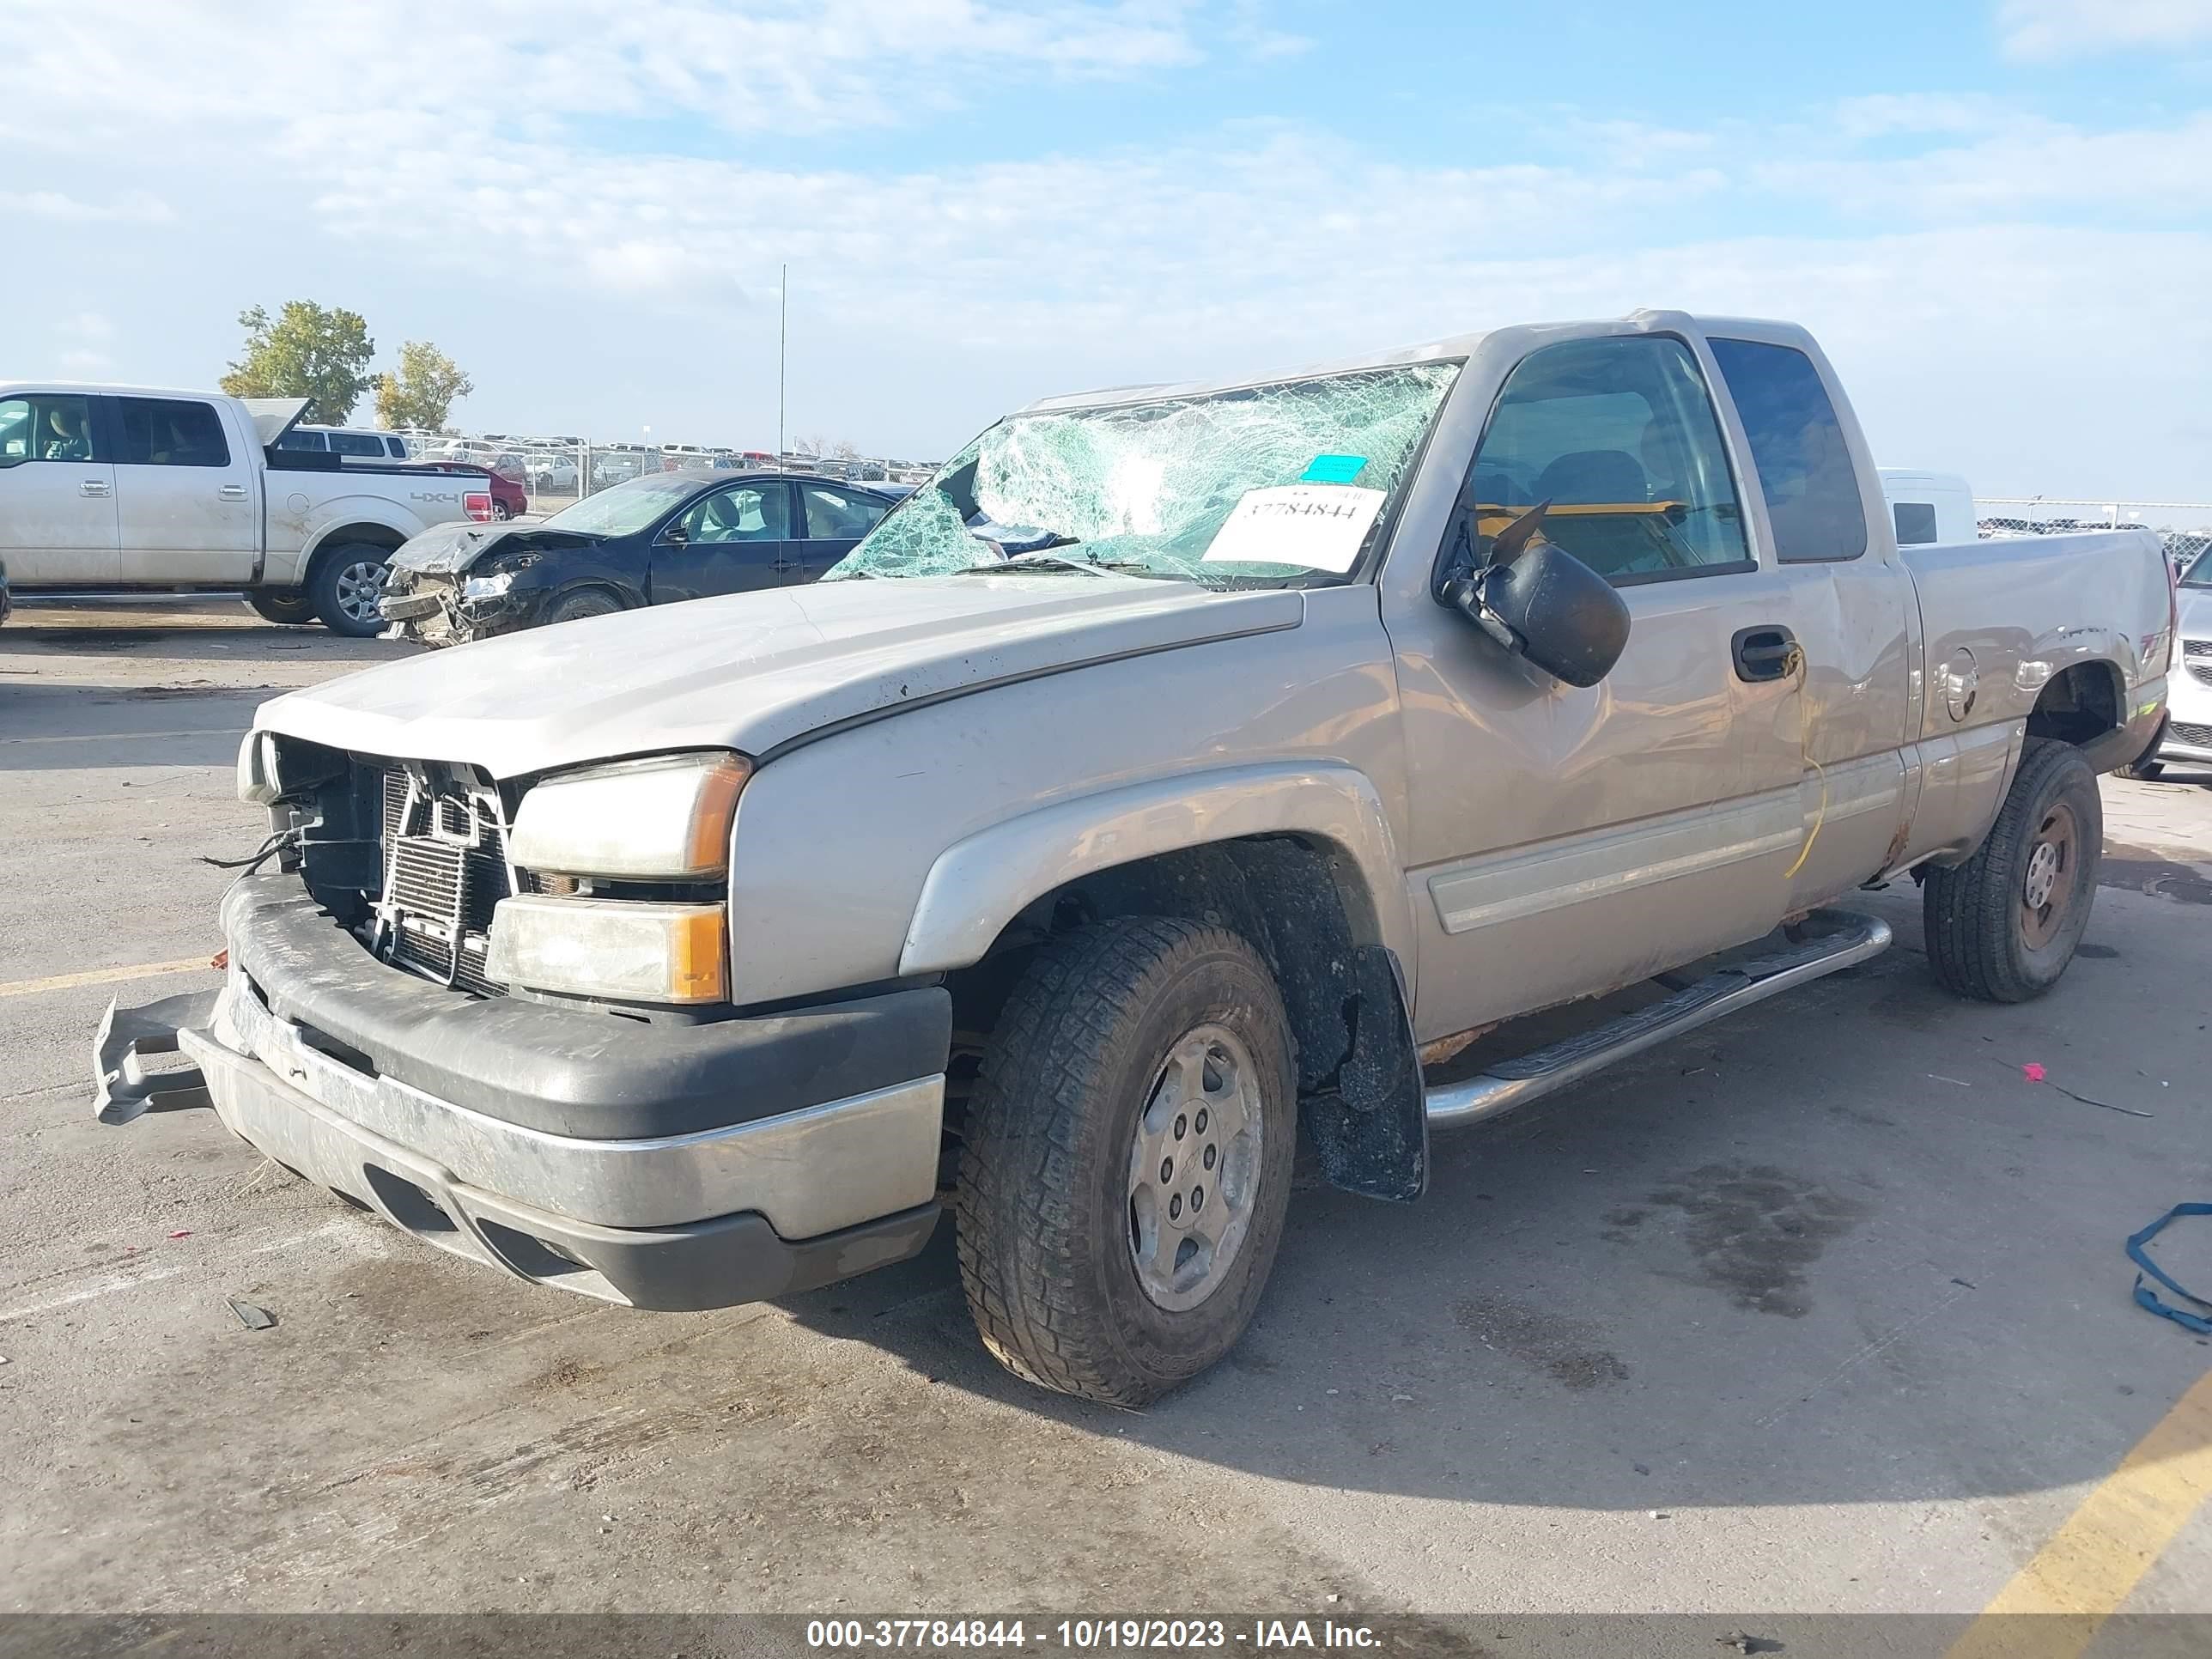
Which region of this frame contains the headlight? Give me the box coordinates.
[462,569,518,600]
[508,750,750,879]
[237,731,282,805]
[487,896,726,1003]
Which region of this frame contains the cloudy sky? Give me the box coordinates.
[3,0,2209,497]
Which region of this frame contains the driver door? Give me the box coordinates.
[0,392,119,582]
[1383,331,1797,1041]
[649,481,793,604]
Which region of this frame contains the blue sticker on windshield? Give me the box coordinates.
[1302,454,1366,484]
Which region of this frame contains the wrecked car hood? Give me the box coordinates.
[388,521,603,576]
[252,576,1304,777]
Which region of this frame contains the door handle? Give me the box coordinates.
[1731,624,1798,683]
[79,479,110,498]
[217,484,249,501]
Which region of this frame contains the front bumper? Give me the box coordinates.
[377,571,536,647]
[95,875,951,1310]
[2157,652,2212,761]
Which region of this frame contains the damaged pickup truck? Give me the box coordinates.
[97,312,2176,1406]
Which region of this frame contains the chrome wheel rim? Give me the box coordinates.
[1127,1024,1263,1312]
[2020,800,2078,950]
[334,560,386,625]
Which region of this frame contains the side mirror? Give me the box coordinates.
[662,522,689,545]
[1437,505,1630,688]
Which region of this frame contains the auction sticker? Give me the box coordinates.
[1201,483,1386,572]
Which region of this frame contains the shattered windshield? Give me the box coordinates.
[826,361,1462,586]
[539,474,701,538]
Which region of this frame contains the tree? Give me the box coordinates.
[374,341,474,431]
[220,301,377,424]
[831,439,860,461]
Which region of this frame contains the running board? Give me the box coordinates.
[1425,909,1892,1130]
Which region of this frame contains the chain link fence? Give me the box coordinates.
[1978,498,2212,574]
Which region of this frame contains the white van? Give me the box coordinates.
[1879,469,1978,547]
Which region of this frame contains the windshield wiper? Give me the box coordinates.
[951,551,1181,580]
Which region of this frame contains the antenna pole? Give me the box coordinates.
[777,264,787,471]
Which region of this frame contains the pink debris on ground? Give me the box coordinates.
[2022,1062,2047,1083]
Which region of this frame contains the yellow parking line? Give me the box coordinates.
[1946,1366,2212,1659]
[0,958,215,1000]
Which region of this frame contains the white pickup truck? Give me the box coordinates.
[0,384,495,635]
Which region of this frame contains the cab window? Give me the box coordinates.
[673,484,787,544]
[1468,336,1750,583]
[1709,337,1868,562]
[0,394,98,465]
[113,398,232,468]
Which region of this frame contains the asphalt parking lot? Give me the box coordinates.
[3,599,2208,1636]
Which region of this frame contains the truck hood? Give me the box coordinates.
[254,574,1304,777]
[389,520,604,575]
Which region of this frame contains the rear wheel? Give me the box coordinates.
[956,917,1296,1406]
[1923,738,2102,1002]
[308,544,392,637]
[246,587,316,625]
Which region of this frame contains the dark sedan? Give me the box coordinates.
[376,470,908,647]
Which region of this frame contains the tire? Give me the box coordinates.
[307,544,392,637]
[956,916,1297,1407]
[544,589,622,625]
[246,587,316,625]
[1924,737,2102,1002]
[491,501,514,521]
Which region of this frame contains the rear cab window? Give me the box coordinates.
[112,398,232,468]
[1708,338,1868,562]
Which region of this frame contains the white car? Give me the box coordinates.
[0,385,495,634]
[525,453,579,490]
[2130,550,2209,779]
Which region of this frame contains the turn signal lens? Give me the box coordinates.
[486,896,727,1003]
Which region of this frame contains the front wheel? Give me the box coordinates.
[956,917,1297,1406]
[308,544,392,638]
[1923,737,2102,1002]
[545,589,622,625]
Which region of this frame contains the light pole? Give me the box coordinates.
[777,264,788,472]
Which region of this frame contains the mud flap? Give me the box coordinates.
[1302,945,1428,1203]
[94,989,221,1125]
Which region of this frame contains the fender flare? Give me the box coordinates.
[897,760,1414,980]
[299,509,416,568]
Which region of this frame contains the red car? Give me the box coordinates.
[408,459,528,520]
